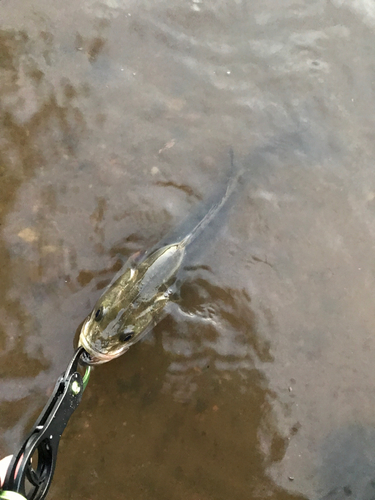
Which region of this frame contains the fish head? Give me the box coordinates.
[78,244,179,365]
[78,293,139,365]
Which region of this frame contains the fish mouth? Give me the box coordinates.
[78,330,113,365]
[78,319,129,365]
[78,340,106,366]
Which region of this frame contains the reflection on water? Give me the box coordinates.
[162,278,272,402]
[1,0,375,499]
[51,279,302,500]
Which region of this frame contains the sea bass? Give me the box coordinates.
[79,153,241,364]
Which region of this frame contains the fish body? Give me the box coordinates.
[79,154,241,364]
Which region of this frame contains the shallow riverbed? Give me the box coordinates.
[1,1,375,499]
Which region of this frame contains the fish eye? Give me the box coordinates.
[119,331,134,343]
[94,307,103,322]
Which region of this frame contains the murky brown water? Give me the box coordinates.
[1,0,375,499]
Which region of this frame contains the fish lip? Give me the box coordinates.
[81,344,128,365]
[79,334,111,365]
[82,350,113,365]
[78,319,129,365]
[78,320,109,365]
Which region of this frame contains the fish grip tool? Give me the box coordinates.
[1,347,91,500]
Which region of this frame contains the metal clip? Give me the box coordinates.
[2,347,90,500]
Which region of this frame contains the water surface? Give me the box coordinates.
[1,1,375,499]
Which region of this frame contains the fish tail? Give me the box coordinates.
[180,149,242,248]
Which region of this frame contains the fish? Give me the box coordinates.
[79,151,241,365]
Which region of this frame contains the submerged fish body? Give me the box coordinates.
[79,156,241,364]
[79,242,185,363]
